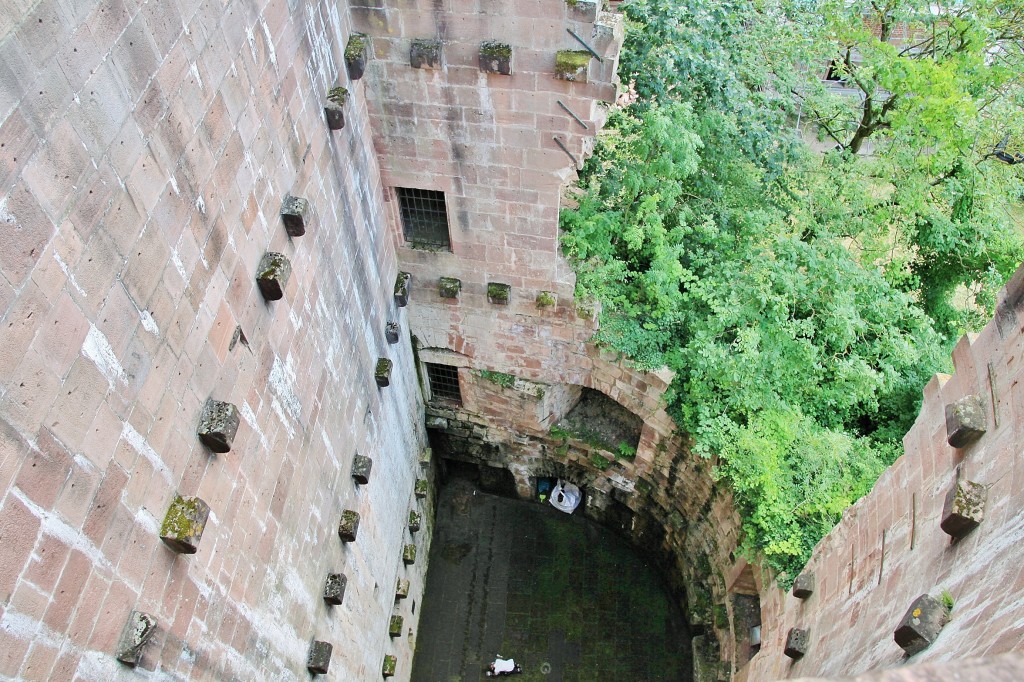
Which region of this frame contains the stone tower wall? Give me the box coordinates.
[0,0,431,679]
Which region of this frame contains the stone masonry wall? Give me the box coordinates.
[738,263,1024,680]
[0,1,431,679]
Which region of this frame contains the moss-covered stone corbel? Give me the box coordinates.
[439,276,461,299]
[487,282,511,305]
[339,510,361,543]
[940,480,986,539]
[403,544,417,565]
[159,495,211,554]
[385,321,400,344]
[414,478,428,499]
[375,358,393,387]
[280,194,310,236]
[115,611,157,667]
[408,510,421,533]
[382,654,397,677]
[307,640,333,675]
[394,271,411,307]
[345,33,368,80]
[784,628,808,660]
[536,291,556,308]
[554,49,591,82]
[566,0,598,22]
[479,40,512,75]
[256,252,291,301]
[324,573,347,605]
[389,615,404,637]
[197,398,239,453]
[894,594,947,656]
[792,572,815,599]
[396,578,410,600]
[945,394,986,447]
[411,39,442,69]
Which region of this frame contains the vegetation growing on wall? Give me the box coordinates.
[561,0,1024,580]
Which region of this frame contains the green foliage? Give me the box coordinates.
[562,0,1024,580]
[478,369,517,388]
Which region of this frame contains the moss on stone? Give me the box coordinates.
[478,369,516,388]
[555,49,591,80]
[536,290,556,308]
[345,33,367,61]
[487,282,511,303]
[480,40,511,58]
[590,453,611,470]
[394,271,411,295]
[389,615,404,637]
[382,654,397,676]
[160,496,205,540]
[327,86,348,106]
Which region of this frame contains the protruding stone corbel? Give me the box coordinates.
[536,291,556,308]
[566,0,598,22]
[383,654,397,678]
[414,479,428,499]
[280,194,309,236]
[352,455,373,484]
[554,49,591,82]
[945,394,986,447]
[339,510,361,543]
[385,321,400,344]
[940,480,986,539]
[394,272,411,307]
[439,276,461,299]
[115,611,157,667]
[792,573,815,600]
[256,252,291,301]
[396,578,410,600]
[487,282,511,305]
[345,33,368,80]
[419,448,432,469]
[403,544,417,565]
[410,39,442,69]
[479,41,512,75]
[159,495,211,554]
[408,510,421,533]
[784,627,808,660]
[307,640,333,675]
[197,398,239,453]
[324,87,348,131]
[894,594,947,656]
[324,573,347,605]
[375,358,393,388]
[389,615,404,637]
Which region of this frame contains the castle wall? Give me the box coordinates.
[739,266,1024,679]
[0,0,432,679]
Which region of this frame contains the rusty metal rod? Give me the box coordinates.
[557,100,589,130]
[553,136,580,168]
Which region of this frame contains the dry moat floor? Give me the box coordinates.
[411,477,692,681]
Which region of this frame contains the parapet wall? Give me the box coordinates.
[739,264,1024,679]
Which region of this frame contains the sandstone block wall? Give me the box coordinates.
[0,0,431,679]
[738,264,1024,680]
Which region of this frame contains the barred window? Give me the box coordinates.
[425,363,462,404]
[396,187,451,250]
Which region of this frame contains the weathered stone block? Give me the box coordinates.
[375,358,393,387]
[419,447,433,469]
[197,398,239,453]
[385,321,400,344]
[555,49,591,82]
[792,572,815,599]
[324,573,347,605]
[408,510,421,533]
[487,282,511,305]
[280,194,309,236]
[159,495,210,554]
[115,611,156,667]
[383,654,397,677]
[536,291,557,308]
[396,578,410,600]
[410,39,442,69]
[567,0,599,22]
[352,455,373,484]
[439,276,461,299]
[415,478,428,498]
[345,33,368,80]
[945,394,986,447]
[339,510,361,543]
[784,627,808,660]
[394,272,411,307]
[403,544,417,565]
[307,640,333,675]
[479,41,512,75]
[324,87,348,131]
[389,615,404,637]
[941,480,986,539]
[894,594,946,656]
[256,252,291,301]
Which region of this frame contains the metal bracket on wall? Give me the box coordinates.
[566,28,603,61]
[557,100,589,130]
[553,136,580,168]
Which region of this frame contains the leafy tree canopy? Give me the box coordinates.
[561,0,1024,580]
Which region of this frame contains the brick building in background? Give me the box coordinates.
[2,1,1024,681]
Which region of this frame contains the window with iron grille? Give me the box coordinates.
[396,187,451,250]
[425,363,461,404]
